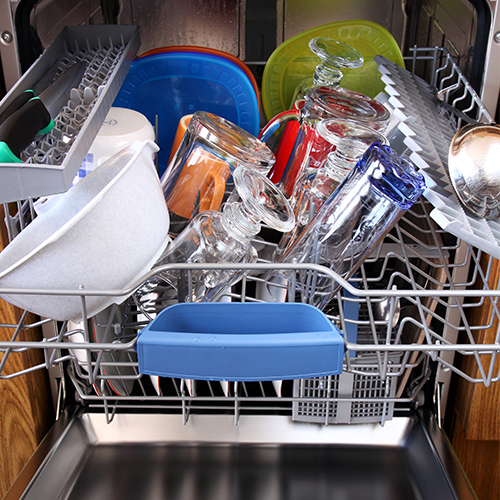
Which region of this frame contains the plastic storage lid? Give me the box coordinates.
[262,19,405,121]
[113,51,260,176]
[138,45,261,110]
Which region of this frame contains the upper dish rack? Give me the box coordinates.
[0,46,499,427]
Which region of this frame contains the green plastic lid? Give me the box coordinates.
[262,20,405,121]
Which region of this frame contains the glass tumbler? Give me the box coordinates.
[267,142,426,311]
[161,111,275,235]
[274,118,388,262]
[135,165,295,310]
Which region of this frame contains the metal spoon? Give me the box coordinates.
[448,123,500,219]
[373,296,401,329]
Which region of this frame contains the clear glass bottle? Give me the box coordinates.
[274,118,388,261]
[266,143,426,311]
[134,166,295,313]
[289,37,364,109]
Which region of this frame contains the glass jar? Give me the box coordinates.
[259,86,391,198]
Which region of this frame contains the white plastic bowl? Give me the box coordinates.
[0,140,170,321]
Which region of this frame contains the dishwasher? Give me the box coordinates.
[0,1,499,499]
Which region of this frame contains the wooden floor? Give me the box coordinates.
[445,255,500,500]
[0,206,54,499]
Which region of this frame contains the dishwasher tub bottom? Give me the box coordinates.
[6,410,474,500]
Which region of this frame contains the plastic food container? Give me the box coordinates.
[113,51,261,176]
[261,19,404,121]
[136,302,344,381]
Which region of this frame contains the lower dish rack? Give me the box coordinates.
[1,194,499,426]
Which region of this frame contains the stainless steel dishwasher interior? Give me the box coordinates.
[1,46,496,499]
[8,409,475,500]
[1,2,500,499]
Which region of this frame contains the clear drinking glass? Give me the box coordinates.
[274,118,388,261]
[267,142,426,311]
[161,111,276,235]
[134,165,295,312]
[259,85,391,198]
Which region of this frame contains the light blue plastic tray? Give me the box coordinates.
[136,302,344,381]
[114,52,261,177]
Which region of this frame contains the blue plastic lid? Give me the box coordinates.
[114,52,260,176]
[356,142,426,209]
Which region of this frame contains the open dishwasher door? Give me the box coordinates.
[3,408,476,500]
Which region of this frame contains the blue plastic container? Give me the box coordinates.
[114,52,261,177]
[136,302,344,381]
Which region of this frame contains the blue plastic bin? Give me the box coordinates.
[136,302,344,381]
